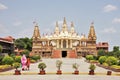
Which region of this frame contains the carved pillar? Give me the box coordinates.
[79,41,81,46]
[70,39,72,48]
[61,39,63,48]
[57,40,59,48]
[66,39,68,48]
[48,41,49,46]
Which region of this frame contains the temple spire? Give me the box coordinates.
[88,22,96,40]
[32,22,41,39]
[63,17,67,24]
[70,21,75,33]
[71,21,74,27]
[55,21,59,34]
[62,17,68,32]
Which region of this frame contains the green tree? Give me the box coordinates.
[113,46,119,52]
[15,56,21,63]
[106,51,114,56]
[14,37,32,51]
[86,55,94,61]
[21,49,30,57]
[97,49,106,57]
[98,56,107,64]
[15,39,26,49]
[2,55,14,65]
[114,51,120,59]
[105,56,118,66]
[0,45,2,53]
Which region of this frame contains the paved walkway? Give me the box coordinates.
[0,58,120,80]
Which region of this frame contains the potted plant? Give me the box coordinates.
[38,62,46,75]
[107,70,112,75]
[56,60,62,75]
[13,62,21,75]
[72,63,79,75]
[89,64,96,75]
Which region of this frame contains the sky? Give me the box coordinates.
[0,0,120,51]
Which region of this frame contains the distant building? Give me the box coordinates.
[96,42,109,52]
[0,36,14,55]
[32,17,100,58]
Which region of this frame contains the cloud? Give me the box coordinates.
[16,28,33,38]
[13,21,22,26]
[0,24,8,33]
[112,18,120,23]
[103,4,117,12]
[0,3,8,10]
[102,27,116,33]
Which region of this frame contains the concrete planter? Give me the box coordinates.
[73,70,79,75]
[56,70,62,75]
[107,71,112,75]
[14,70,21,75]
[89,70,94,75]
[39,70,46,75]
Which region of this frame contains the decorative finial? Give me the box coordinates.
[91,21,94,26]
[63,17,66,24]
[71,21,74,27]
[33,21,38,26]
[56,21,58,27]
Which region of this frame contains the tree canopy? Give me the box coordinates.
[14,37,32,51]
[0,45,2,53]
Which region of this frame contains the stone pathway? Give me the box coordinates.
[0,58,120,80]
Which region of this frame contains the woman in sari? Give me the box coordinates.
[21,54,27,70]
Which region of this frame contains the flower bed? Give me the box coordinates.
[0,65,13,72]
[96,64,120,72]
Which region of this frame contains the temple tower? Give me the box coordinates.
[70,21,75,33]
[32,23,42,55]
[88,22,96,40]
[87,22,97,55]
[62,17,68,32]
[54,21,60,35]
[32,23,41,40]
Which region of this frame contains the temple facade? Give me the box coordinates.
[32,18,97,58]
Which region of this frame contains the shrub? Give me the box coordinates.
[56,60,62,70]
[30,55,40,61]
[13,62,20,70]
[38,62,46,70]
[117,61,120,66]
[86,55,94,61]
[30,59,36,63]
[10,54,16,60]
[15,56,21,63]
[105,56,118,66]
[102,63,108,67]
[2,55,14,65]
[21,49,30,57]
[89,64,96,70]
[93,56,99,60]
[98,56,107,64]
[0,45,2,53]
[0,65,11,70]
[90,60,98,63]
[0,55,4,65]
[97,49,106,57]
[72,63,79,70]
[111,65,120,69]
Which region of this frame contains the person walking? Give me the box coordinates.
[26,56,30,70]
[21,54,27,70]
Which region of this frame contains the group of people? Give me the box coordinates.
[21,54,30,71]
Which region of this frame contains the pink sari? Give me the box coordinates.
[21,55,27,70]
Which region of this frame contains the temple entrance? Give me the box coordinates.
[62,51,67,57]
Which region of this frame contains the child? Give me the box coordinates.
[26,56,30,70]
